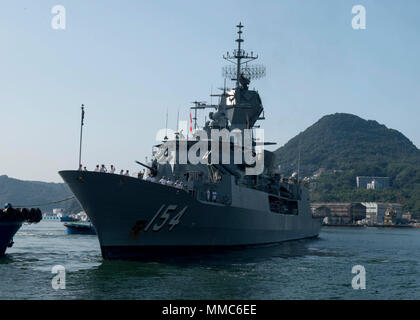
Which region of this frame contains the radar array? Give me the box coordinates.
[222,64,266,81]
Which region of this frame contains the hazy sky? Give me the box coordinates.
[1,0,419,182]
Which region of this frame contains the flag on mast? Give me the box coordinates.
[189,111,193,133]
[81,104,85,126]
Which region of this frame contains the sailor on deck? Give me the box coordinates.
[159,176,167,185]
[166,178,174,186]
[100,164,107,173]
[94,165,100,172]
[212,191,217,202]
[206,189,211,202]
[124,170,130,176]
[110,165,116,174]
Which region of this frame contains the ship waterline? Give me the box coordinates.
[59,171,321,260]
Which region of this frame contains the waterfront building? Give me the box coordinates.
[401,212,412,222]
[311,202,366,225]
[361,202,402,225]
[43,208,63,220]
[356,176,390,190]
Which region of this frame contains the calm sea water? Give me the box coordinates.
[0,221,419,300]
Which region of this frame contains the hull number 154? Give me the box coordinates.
[144,205,188,232]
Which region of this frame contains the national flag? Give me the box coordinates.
[189,111,193,133]
[81,104,85,126]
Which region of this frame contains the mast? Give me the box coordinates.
[235,22,243,88]
[78,104,85,167]
[164,108,168,140]
[190,101,208,130]
[223,22,259,89]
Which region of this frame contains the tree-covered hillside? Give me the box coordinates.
[0,175,82,214]
[274,113,420,216]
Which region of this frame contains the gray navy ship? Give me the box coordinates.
[60,24,322,260]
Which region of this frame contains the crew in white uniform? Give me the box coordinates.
[110,165,116,174]
[159,176,167,185]
[100,164,107,173]
[206,189,211,202]
[212,191,217,202]
[166,178,174,186]
[124,170,130,176]
[94,165,100,172]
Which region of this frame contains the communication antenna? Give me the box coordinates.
[164,108,168,140]
[297,141,301,182]
[176,107,179,132]
[190,101,206,130]
[222,64,266,81]
[222,23,265,87]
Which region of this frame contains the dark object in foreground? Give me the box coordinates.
[0,204,42,257]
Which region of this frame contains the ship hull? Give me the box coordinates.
[59,171,322,260]
[0,221,22,257]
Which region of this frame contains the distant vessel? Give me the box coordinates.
[60,215,78,222]
[0,205,42,257]
[60,23,322,260]
[64,221,96,235]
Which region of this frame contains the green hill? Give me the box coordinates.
[0,175,82,214]
[274,113,420,216]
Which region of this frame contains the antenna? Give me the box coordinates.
[164,108,168,140]
[222,64,266,80]
[176,107,179,132]
[190,101,207,130]
[223,23,264,88]
[297,141,301,182]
